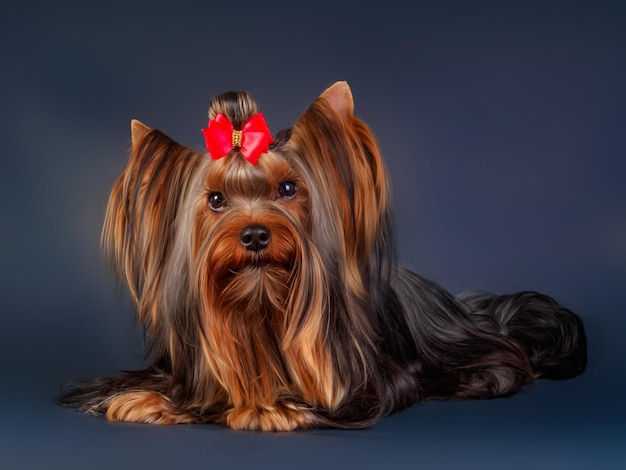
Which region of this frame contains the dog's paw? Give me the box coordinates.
[105,391,199,425]
[224,402,317,431]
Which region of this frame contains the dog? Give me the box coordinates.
[58,81,587,431]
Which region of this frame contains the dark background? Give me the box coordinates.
[1,1,624,468]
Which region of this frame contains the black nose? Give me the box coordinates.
[240,224,271,251]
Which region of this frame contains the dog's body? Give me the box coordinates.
[59,82,586,431]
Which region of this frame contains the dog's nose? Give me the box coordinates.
[240,224,271,251]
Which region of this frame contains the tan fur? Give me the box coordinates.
[106,391,199,424]
[222,401,318,431]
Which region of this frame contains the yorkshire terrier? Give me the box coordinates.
[59,81,587,431]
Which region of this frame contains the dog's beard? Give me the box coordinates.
[213,263,293,322]
[191,208,298,374]
[189,201,347,416]
[195,210,301,320]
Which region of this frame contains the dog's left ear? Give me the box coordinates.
[130,119,151,147]
[288,81,390,270]
[319,81,354,118]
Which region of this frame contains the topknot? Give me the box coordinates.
[208,91,259,130]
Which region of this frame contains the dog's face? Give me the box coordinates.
[191,150,311,316]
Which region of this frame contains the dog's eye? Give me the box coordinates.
[208,191,227,212]
[277,181,297,199]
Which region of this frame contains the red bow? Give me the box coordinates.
[202,113,273,165]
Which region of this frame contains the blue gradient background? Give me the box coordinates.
[1,1,624,468]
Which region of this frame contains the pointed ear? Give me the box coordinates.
[103,123,203,327]
[288,82,389,276]
[319,81,354,117]
[131,119,151,148]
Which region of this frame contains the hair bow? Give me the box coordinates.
[202,113,273,165]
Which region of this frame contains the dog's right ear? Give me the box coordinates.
[103,120,203,330]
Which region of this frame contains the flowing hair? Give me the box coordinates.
[58,82,586,430]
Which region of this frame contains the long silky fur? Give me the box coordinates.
[58,82,587,430]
